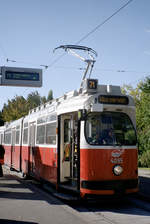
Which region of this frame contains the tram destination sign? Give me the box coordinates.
[0,66,42,87]
[98,95,129,105]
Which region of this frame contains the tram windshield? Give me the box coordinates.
[85,112,137,146]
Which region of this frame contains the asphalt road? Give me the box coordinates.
[0,167,88,224]
[138,168,150,199]
[0,167,150,224]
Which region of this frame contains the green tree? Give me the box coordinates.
[121,83,141,103]
[2,96,28,122]
[0,111,4,126]
[41,96,47,104]
[27,91,41,109]
[1,90,54,122]
[122,82,150,167]
[140,77,150,93]
[47,90,53,101]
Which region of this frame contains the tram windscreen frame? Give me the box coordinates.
[85,112,137,146]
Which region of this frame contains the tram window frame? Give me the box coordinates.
[15,125,20,145]
[36,116,57,145]
[0,133,3,144]
[23,127,28,144]
[46,113,57,122]
[37,116,46,124]
[4,130,11,144]
[85,112,137,146]
[36,124,46,144]
[46,122,56,145]
[24,122,28,128]
[23,122,28,145]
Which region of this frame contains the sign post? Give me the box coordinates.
[0,66,42,87]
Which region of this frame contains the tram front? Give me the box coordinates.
[79,81,138,198]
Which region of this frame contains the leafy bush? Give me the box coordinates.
[139,150,150,168]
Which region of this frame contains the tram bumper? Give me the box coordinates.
[80,179,138,198]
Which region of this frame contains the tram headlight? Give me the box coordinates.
[113,165,123,176]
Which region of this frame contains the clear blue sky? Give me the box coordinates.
[0,0,149,110]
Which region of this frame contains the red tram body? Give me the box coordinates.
[0,126,5,165]
[2,79,138,198]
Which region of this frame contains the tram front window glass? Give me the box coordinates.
[85,112,137,146]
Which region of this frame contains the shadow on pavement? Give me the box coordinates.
[0,174,62,205]
[139,176,150,199]
[0,219,38,224]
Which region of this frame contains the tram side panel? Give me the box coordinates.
[21,118,57,184]
[11,121,23,171]
[21,145,29,175]
[35,146,57,184]
[3,119,23,171]
[0,128,5,165]
[25,146,57,184]
[4,143,22,171]
[11,145,21,171]
[4,145,12,167]
[4,128,12,167]
[34,118,58,184]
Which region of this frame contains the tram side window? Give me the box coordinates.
[46,122,56,144]
[23,128,28,144]
[1,134,3,144]
[4,132,11,144]
[16,130,20,144]
[36,125,46,144]
[0,134,3,144]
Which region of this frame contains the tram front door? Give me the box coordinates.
[59,114,79,190]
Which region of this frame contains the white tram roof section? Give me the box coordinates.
[4,117,23,130]
[27,82,135,118]
[0,125,5,133]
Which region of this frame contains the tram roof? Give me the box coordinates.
[27,82,134,118]
[2,80,135,127]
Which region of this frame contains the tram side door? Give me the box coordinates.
[29,122,36,174]
[11,128,16,168]
[59,114,79,189]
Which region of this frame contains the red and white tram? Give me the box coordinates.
[2,46,138,198]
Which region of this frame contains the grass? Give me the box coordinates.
[138,167,150,170]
